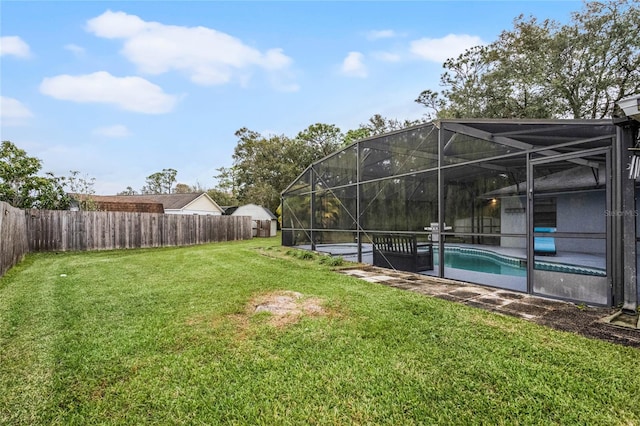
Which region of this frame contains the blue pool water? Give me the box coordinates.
[434,250,526,277]
[312,243,606,277]
[432,247,606,277]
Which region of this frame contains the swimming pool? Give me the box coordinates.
[310,243,606,277]
[436,249,526,277]
[436,246,606,277]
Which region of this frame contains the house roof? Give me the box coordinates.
[82,193,222,211]
[221,206,239,215]
[231,204,277,220]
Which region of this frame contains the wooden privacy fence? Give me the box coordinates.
[253,220,273,238]
[25,210,253,252]
[0,202,29,277]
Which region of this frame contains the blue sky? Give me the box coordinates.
[1,1,582,194]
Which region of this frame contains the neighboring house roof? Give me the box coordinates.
[74,193,224,214]
[221,206,239,215]
[231,204,277,220]
[98,200,164,213]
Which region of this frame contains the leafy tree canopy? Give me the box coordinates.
[66,170,98,210]
[223,127,301,212]
[344,114,426,144]
[0,140,69,209]
[215,117,420,213]
[117,186,138,196]
[417,0,639,119]
[141,168,178,194]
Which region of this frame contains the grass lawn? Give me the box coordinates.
[1,237,639,425]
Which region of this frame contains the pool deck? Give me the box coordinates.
[304,242,606,293]
[308,243,606,270]
[339,265,640,348]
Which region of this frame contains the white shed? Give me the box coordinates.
[231,204,278,237]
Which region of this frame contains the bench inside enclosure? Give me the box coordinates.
[372,234,434,273]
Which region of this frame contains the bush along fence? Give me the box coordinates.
[0,201,271,277]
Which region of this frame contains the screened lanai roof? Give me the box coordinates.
[440,119,615,148]
[282,119,617,195]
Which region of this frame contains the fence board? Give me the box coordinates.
[23,210,253,252]
[254,220,272,237]
[0,202,29,277]
[1,207,270,277]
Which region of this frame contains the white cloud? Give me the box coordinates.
[366,30,398,41]
[92,124,131,138]
[85,10,148,39]
[65,44,86,56]
[85,10,295,88]
[410,34,484,63]
[0,36,31,58]
[341,52,367,78]
[0,96,33,126]
[39,71,177,114]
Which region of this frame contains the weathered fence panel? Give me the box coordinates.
[0,201,29,277]
[254,220,273,237]
[1,207,268,277]
[25,210,253,252]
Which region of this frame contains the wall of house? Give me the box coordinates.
[556,190,606,254]
[499,191,606,254]
[500,196,526,248]
[166,196,222,215]
[188,196,222,214]
[166,209,222,215]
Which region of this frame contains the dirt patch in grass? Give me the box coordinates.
[249,291,327,327]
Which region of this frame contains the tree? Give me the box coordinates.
[213,166,239,198]
[228,128,299,212]
[414,90,448,120]
[362,114,423,135]
[417,0,640,119]
[141,168,177,194]
[222,118,425,212]
[220,124,343,213]
[117,186,137,196]
[343,127,372,146]
[206,188,238,207]
[295,123,344,163]
[174,183,193,194]
[66,170,98,210]
[343,115,425,145]
[0,140,69,209]
[548,0,640,118]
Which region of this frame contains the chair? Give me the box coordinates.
[534,227,556,255]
